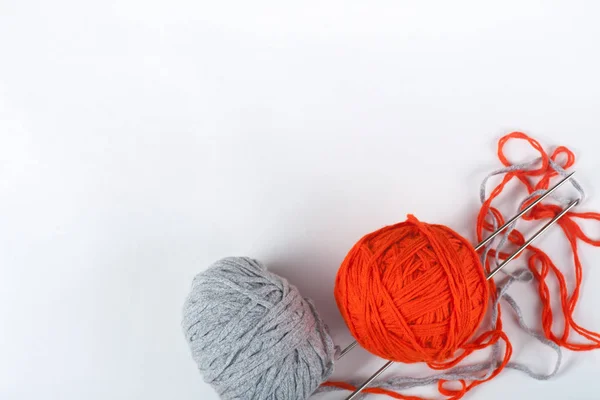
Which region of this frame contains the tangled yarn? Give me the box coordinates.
[335,216,489,364]
[182,257,337,400]
[477,132,600,352]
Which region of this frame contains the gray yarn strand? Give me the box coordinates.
[316,268,562,399]
[183,257,337,400]
[478,157,584,207]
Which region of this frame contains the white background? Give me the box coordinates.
[1,1,600,399]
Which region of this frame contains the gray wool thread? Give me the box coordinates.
[316,269,563,399]
[182,257,337,400]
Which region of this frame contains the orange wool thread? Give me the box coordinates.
[325,132,600,399]
[478,132,600,351]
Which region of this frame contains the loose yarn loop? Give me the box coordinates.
[335,216,489,364]
[182,257,337,400]
[478,132,600,352]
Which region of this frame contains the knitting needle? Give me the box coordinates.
[339,341,359,358]
[475,171,575,251]
[486,198,579,279]
[338,172,575,360]
[343,197,580,400]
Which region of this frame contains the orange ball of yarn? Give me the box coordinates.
[335,215,489,364]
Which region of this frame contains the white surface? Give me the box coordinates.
[1,1,600,399]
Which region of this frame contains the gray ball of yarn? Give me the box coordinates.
[182,257,337,400]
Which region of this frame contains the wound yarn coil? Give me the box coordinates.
[182,257,337,400]
[334,215,489,364]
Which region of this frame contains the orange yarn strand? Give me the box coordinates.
[326,132,600,399]
[478,132,600,351]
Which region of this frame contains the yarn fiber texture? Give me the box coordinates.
[182,257,337,400]
[335,215,489,364]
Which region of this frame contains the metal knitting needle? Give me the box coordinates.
[344,197,580,400]
[338,171,575,361]
[486,198,579,279]
[338,341,359,359]
[475,171,575,251]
